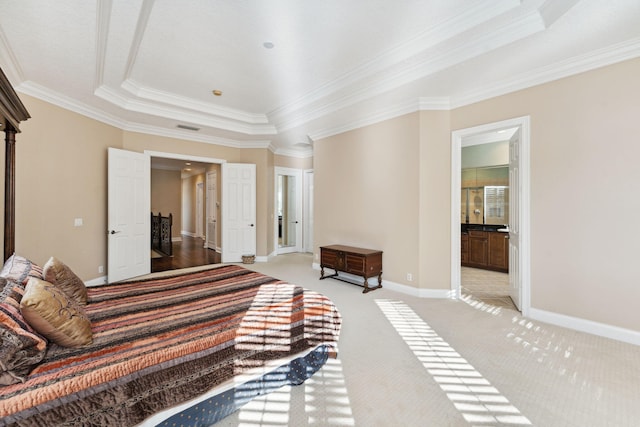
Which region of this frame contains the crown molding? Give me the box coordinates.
[450,36,640,109]
[94,0,112,89]
[269,0,520,123]
[17,80,271,149]
[0,26,26,86]
[120,78,269,124]
[95,85,277,136]
[273,146,313,159]
[124,121,271,148]
[309,37,640,141]
[307,97,448,142]
[274,8,545,133]
[18,81,129,128]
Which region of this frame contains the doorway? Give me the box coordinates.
[147,150,225,273]
[303,169,314,253]
[451,116,531,315]
[206,171,217,251]
[275,167,303,254]
[196,182,204,239]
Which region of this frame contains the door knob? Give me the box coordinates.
[249,224,254,227]
[109,230,120,234]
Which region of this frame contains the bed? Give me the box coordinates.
[0,259,341,426]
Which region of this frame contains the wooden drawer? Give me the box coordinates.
[320,249,339,269]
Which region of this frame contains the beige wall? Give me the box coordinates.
[315,58,640,333]
[451,57,640,332]
[274,154,312,170]
[418,110,452,292]
[6,101,275,281]
[14,95,122,279]
[7,57,640,336]
[315,113,421,286]
[151,169,182,239]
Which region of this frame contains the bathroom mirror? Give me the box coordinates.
[484,186,509,225]
[461,166,509,225]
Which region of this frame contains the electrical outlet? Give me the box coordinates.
[98,265,104,274]
[406,273,413,281]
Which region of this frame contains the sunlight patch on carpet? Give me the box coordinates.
[376,299,532,426]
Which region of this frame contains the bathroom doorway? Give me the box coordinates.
[451,117,531,314]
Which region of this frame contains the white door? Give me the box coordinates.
[206,171,217,250]
[221,163,256,263]
[107,148,150,283]
[509,129,522,310]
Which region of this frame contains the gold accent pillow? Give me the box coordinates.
[43,257,88,305]
[20,277,92,348]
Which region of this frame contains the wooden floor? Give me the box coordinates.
[151,235,220,273]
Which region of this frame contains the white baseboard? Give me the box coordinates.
[85,276,107,287]
[529,308,640,346]
[311,263,453,298]
[310,263,639,345]
[181,231,196,238]
[172,236,182,242]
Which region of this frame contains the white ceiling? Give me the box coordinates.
[1,0,639,157]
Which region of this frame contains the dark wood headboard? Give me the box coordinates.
[0,67,30,261]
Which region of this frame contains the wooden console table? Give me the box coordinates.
[319,245,383,293]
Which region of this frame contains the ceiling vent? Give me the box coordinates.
[176,124,200,131]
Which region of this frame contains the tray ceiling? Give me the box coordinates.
[1,0,639,156]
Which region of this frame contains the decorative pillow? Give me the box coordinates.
[42,257,87,305]
[0,277,48,385]
[0,253,44,286]
[20,277,92,348]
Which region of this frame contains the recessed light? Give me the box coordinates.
[263,41,274,49]
[212,89,222,96]
[185,162,191,166]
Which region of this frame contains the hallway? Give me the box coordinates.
[151,235,220,273]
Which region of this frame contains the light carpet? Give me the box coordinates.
[212,253,639,427]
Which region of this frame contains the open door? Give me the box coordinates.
[107,148,150,283]
[221,163,256,263]
[508,129,522,310]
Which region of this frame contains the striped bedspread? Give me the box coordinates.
[0,265,341,426]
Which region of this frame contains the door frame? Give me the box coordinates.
[274,167,303,255]
[205,171,217,251]
[196,181,204,239]
[450,116,531,316]
[303,169,314,253]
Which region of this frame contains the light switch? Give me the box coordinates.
[74,218,83,227]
